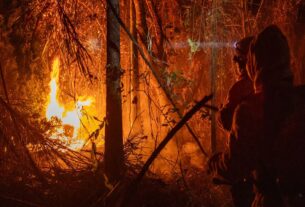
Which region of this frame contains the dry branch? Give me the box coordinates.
[134,94,212,184]
[56,0,93,77]
[0,62,91,187]
[0,64,48,185]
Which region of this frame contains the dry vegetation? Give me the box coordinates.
[0,0,304,206]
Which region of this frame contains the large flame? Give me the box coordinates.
[46,58,93,150]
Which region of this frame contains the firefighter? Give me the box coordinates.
[217,36,254,131]
[216,36,255,207]
[208,25,305,207]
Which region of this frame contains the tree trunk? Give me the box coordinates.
[130,0,140,129]
[134,0,148,45]
[105,0,124,183]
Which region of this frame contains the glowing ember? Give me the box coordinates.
[45,58,94,150]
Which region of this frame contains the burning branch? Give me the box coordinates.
[0,63,93,188]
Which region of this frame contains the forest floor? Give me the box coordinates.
[0,90,232,207]
[0,166,232,207]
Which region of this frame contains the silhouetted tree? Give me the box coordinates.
[104,0,125,183]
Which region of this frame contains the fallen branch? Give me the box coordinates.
[134,94,213,183]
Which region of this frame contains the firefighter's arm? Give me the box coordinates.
[209,102,256,181]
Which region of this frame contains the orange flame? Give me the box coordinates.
[46,58,94,150]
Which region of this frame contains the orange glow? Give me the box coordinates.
[46,58,95,150]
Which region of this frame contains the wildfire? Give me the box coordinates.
[46,58,93,150]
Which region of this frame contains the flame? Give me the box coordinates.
[45,58,94,150]
[46,58,64,120]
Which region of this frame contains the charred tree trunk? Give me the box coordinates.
[105,0,124,183]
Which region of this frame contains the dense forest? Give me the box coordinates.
[0,0,305,206]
